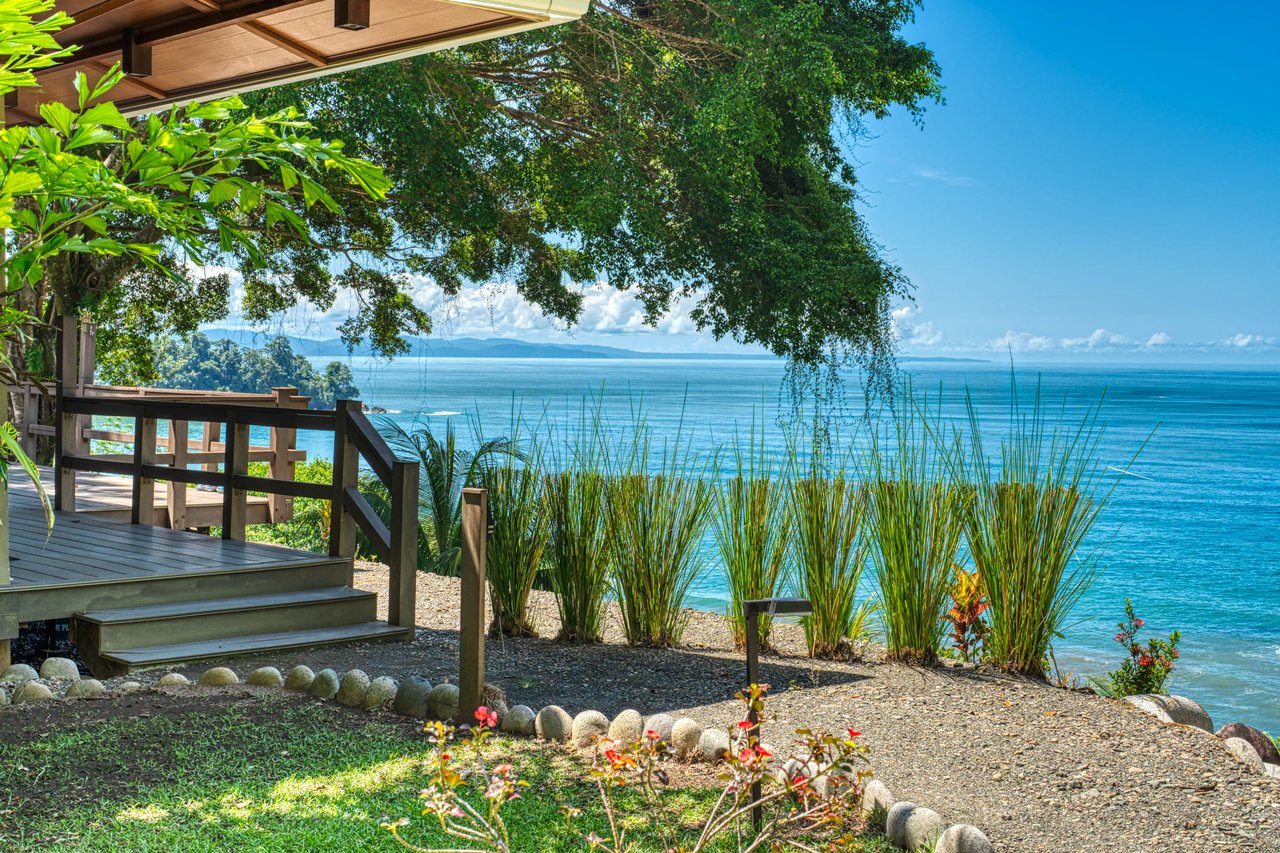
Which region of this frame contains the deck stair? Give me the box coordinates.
[71,580,407,678]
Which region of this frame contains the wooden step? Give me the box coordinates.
[92,622,411,677]
[76,587,378,652]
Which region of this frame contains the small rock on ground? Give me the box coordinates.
[394,676,431,717]
[284,666,315,692]
[364,676,398,709]
[501,704,536,736]
[536,705,573,742]
[1223,736,1264,773]
[66,679,107,699]
[1123,694,1213,732]
[156,673,191,688]
[115,681,144,694]
[337,670,371,707]
[1215,722,1280,765]
[310,669,340,700]
[886,802,945,851]
[39,657,80,681]
[572,710,609,748]
[0,664,37,683]
[672,717,702,756]
[14,681,54,703]
[697,727,730,763]
[246,667,284,688]
[428,683,459,720]
[608,709,643,743]
[935,824,994,853]
[198,667,239,687]
[861,778,893,815]
[644,713,675,743]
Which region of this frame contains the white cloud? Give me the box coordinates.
[1217,333,1276,349]
[988,330,1055,352]
[1145,332,1171,347]
[891,305,943,347]
[1059,328,1130,349]
[911,167,974,187]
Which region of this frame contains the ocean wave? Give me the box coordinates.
[425,410,461,417]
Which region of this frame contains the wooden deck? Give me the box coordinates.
[0,481,403,677]
[22,466,275,529]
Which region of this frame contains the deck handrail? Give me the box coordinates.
[51,316,419,630]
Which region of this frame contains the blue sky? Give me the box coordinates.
[240,2,1279,361]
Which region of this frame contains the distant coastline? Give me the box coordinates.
[200,329,990,363]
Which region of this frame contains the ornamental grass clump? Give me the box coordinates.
[962,376,1145,676]
[607,405,717,647]
[481,441,550,637]
[863,390,968,664]
[788,423,870,659]
[543,400,613,643]
[714,414,790,650]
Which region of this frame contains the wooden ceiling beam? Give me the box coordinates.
[239,20,328,66]
[60,0,147,28]
[69,0,319,66]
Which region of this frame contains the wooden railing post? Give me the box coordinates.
[329,400,360,562]
[221,413,249,540]
[167,419,188,529]
[458,487,487,725]
[54,315,78,513]
[130,415,157,525]
[268,387,298,523]
[388,459,419,630]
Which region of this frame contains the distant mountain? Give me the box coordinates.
[199,329,988,363]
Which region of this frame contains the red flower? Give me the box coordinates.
[737,720,753,730]
[1133,618,1146,629]
[1114,632,1126,643]
[1138,655,1153,667]
[645,729,661,741]
[755,744,772,758]
[846,728,861,739]
[474,706,499,729]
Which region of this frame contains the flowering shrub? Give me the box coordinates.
[1093,598,1181,697]
[385,686,872,852]
[944,566,988,662]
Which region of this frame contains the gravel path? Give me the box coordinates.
[129,564,1280,852]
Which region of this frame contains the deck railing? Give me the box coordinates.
[50,316,420,630]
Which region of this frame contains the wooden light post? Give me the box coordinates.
[743,596,812,831]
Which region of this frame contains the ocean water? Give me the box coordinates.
[292,357,1280,733]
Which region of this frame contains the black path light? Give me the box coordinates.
[742,596,812,830]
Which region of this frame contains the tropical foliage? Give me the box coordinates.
[1091,599,1181,698]
[713,414,790,650]
[863,391,967,664]
[482,449,551,637]
[102,332,360,408]
[379,419,519,575]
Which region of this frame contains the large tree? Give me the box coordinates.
[79,0,941,382]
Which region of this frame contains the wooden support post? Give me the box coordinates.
[0,391,8,587]
[167,419,188,529]
[200,420,220,473]
[54,315,78,513]
[130,416,157,525]
[458,487,487,725]
[388,459,419,630]
[268,387,298,523]
[328,401,359,563]
[221,415,249,540]
[0,639,9,672]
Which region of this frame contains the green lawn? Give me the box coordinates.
[0,696,890,852]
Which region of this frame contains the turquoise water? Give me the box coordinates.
[291,358,1280,734]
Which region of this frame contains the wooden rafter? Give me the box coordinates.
[68,0,319,67]
[238,20,328,66]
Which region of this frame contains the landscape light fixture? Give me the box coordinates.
[742,596,812,830]
[121,29,152,78]
[334,0,370,30]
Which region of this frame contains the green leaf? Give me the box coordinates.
[79,101,131,131]
[37,102,75,137]
[207,178,240,205]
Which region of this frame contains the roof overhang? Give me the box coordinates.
[9,0,588,123]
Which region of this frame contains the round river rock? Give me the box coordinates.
[39,657,80,681]
[501,704,536,736]
[337,670,371,707]
[536,705,573,742]
[284,665,315,692]
[571,710,609,748]
[608,709,643,743]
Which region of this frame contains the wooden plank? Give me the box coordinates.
[388,459,418,629]
[329,400,358,559]
[457,487,486,725]
[344,406,395,483]
[221,418,249,540]
[131,416,158,525]
[54,315,78,512]
[99,621,407,668]
[342,486,389,558]
[168,419,189,528]
[239,20,328,66]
